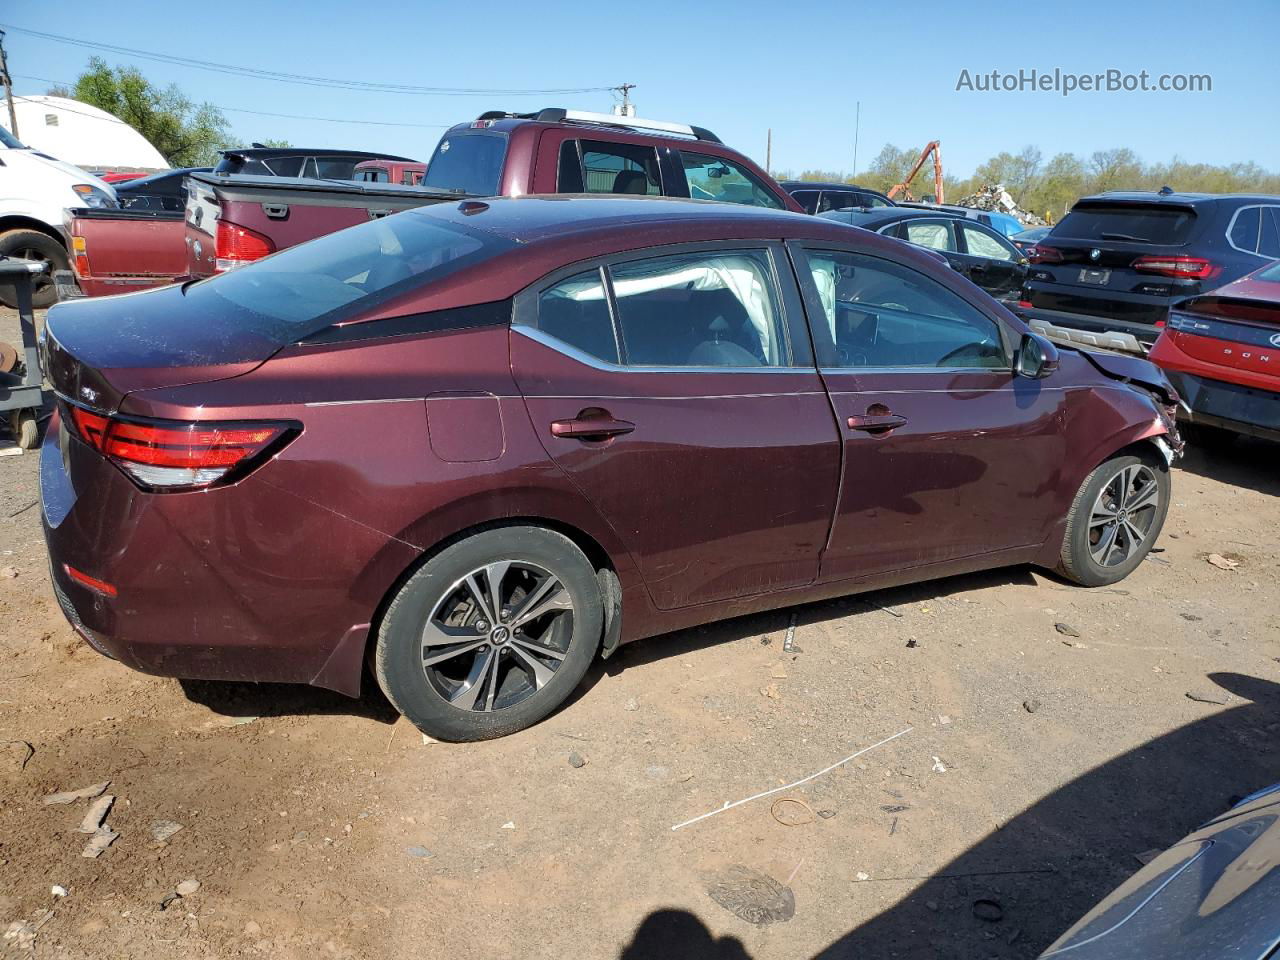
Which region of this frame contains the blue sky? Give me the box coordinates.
[3,0,1273,177]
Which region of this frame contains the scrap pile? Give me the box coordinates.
[954,183,1047,225]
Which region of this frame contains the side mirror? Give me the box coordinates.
[1016,332,1060,379]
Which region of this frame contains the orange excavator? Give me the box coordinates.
[887,141,943,204]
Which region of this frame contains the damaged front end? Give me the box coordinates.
[1079,348,1186,459]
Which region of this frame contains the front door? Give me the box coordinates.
[956,222,1027,300]
[511,242,841,610]
[791,243,1069,582]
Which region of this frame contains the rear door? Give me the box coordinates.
[511,241,841,609]
[791,242,1069,581]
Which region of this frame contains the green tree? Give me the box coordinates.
[69,57,230,166]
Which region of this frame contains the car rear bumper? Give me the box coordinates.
[1162,370,1280,441]
[1024,282,1171,334]
[40,410,417,696]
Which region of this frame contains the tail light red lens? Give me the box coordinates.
[68,406,295,491]
[1027,245,1063,264]
[1132,255,1217,280]
[63,564,117,597]
[214,222,275,272]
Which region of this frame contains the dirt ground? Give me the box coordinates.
[1,306,1277,960]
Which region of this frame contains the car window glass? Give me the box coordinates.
[905,221,955,252]
[557,139,586,192]
[804,249,1006,370]
[962,225,1016,261]
[262,156,305,177]
[865,194,892,208]
[610,250,786,367]
[580,140,661,195]
[680,152,784,209]
[1229,206,1261,253]
[424,132,509,196]
[1259,207,1280,259]
[790,190,819,214]
[535,270,619,364]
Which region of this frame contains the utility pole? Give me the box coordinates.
[0,30,18,140]
[612,83,637,117]
[766,128,772,174]
[851,100,861,179]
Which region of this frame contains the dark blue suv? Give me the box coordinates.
[1023,191,1280,343]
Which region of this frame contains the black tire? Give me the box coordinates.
[375,526,603,742]
[0,229,68,309]
[1060,451,1170,587]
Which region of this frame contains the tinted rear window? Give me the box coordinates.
[1054,204,1198,244]
[185,212,516,343]
[423,132,507,197]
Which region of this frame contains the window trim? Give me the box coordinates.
[785,240,1017,374]
[1225,204,1280,259]
[513,240,813,373]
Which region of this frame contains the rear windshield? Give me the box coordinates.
[185,211,516,343]
[1054,204,1198,244]
[423,132,507,197]
[213,154,371,179]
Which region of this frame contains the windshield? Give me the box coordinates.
[423,131,507,197]
[185,211,516,343]
[1054,205,1197,244]
[0,126,26,149]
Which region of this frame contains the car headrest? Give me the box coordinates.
[612,170,650,195]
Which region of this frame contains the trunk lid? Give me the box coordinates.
[43,284,273,412]
[1168,290,1280,378]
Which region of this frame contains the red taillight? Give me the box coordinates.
[1027,245,1063,264]
[214,221,274,272]
[1132,255,1217,280]
[68,406,293,491]
[1016,299,1033,309]
[63,563,117,597]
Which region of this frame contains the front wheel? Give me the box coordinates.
[374,526,603,742]
[1059,452,1170,587]
[0,229,68,310]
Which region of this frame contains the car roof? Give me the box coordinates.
[779,181,885,193]
[220,147,418,162]
[1077,191,1280,206]
[827,208,967,225]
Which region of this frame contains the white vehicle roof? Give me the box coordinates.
[1,95,168,171]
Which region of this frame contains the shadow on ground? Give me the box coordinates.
[619,672,1280,960]
[1177,434,1280,498]
[178,676,399,724]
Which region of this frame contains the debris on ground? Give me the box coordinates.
[769,663,789,679]
[0,566,18,579]
[568,751,587,769]
[905,638,919,649]
[931,757,947,773]
[81,825,118,859]
[1181,613,1204,622]
[3,739,33,771]
[1186,690,1229,706]
[1054,623,1081,638]
[854,871,870,881]
[405,845,432,859]
[818,809,837,819]
[953,183,1046,224]
[760,683,781,700]
[704,864,796,925]
[42,781,110,806]
[769,797,816,826]
[501,821,515,830]
[782,613,800,654]
[50,886,67,899]
[1206,553,1240,571]
[149,820,184,843]
[175,879,200,896]
[78,795,114,834]
[623,698,639,712]
[3,910,54,949]
[973,898,1004,922]
[881,804,910,814]
[1023,699,1042,714]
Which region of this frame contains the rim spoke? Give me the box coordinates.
[1116,466,1135,509]
[509,643,556,689]
[462,573,498,625]
[483,647,503,711]
[1092,521,1120,565]
[422,639,486,667]
[483,561,511,619]
[512,581,572,629]
[422,619,483,647]
[511,637,567,662]
[1122,518,1147,548]
[449,646,495,711]
[1127,480,1158,511]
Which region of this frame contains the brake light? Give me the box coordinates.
[1027,245,1063,264]
[68,406,294,491]
[1132,255,1217,280]
[63,564,117,597]
[214,222,274,272]
[71,234,90,276]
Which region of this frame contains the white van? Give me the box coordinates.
[0,126,116,308]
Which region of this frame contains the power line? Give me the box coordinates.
[1,23,613,97]
[14,77,454,129]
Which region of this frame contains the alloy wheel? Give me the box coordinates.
[1088,464,1160,567]
[420,560,575,712]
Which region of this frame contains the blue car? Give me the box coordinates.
[1040,782,1280,957]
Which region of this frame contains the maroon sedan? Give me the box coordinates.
[40,197,1181,741]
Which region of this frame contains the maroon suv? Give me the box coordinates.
[40,197,1181,741]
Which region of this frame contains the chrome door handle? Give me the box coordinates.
[848,413,907,432]
[550,415,635,440]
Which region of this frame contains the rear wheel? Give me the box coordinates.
[0,229,68,310]
[1060,452,1169,587]
[375,526,603,741]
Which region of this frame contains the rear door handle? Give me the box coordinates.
[848,413,908,432]
[550,415,635,440]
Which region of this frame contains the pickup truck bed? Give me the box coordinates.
[185,173,458,277]
[64,207,187,297]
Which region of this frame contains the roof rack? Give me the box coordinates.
[474,108,722,144]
